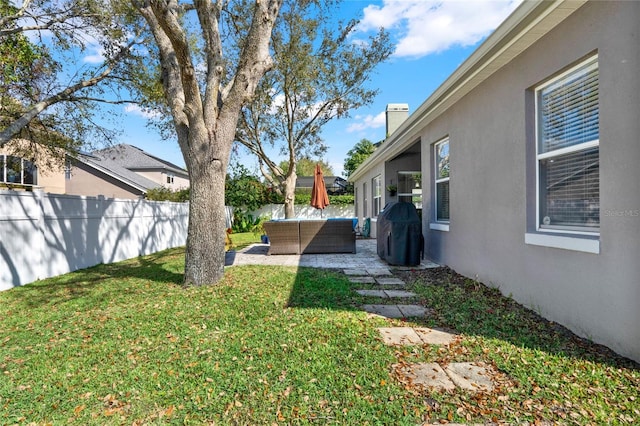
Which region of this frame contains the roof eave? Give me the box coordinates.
[72,155,157,193]
[349,0,586,182]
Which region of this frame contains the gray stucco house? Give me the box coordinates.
[350,0,640,362]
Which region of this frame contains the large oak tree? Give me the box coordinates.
[133,0,282,286]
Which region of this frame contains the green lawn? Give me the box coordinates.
[0,248,638,425]
[226,231,262,251]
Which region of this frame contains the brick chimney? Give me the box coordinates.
[385,103,409,136]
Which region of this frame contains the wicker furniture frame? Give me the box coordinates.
[263,219,356,255]
[299,220,356,254]
[263,220,300,254]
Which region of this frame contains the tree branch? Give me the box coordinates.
[194,0,224,129]
[0,0,33,29]
[149,0,204,128]
[0,39,137,146]
[136,1,189,135]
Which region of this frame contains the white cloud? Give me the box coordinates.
[358,0,522,59]
[346,111,386,132]
[124,104,161,119]
[83,45,106,64]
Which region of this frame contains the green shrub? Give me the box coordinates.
[146,187,190,202]
[232,211,269,235]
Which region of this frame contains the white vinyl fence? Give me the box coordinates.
[0,190,188,291]
[249,204,355,220]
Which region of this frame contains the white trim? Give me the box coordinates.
[537,226,599,237]
[372,174,382,216]
[525,233,599,254]
[430,223,450,232]
[534,55,600,232]
[537,139,599,160]
[434,138,450,223]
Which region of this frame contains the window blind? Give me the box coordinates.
[537,57,599,230]
[436,181,450,221]
[538,60,599,153]
[541,148,599,228]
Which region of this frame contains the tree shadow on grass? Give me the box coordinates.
[9,248,184,309]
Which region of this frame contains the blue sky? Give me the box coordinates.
[113,0,522,176]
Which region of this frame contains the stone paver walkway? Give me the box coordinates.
[393,362,496,392]
[375,277,407,286]
[378,327,457,346]
[362,304,431,319]
[348,276,376,284]
[228,239,501,398]
[355,289,417,298]
[348,267,499,395]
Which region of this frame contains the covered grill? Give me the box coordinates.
[376,202,422,266]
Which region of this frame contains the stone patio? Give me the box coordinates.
[225,239,438,271]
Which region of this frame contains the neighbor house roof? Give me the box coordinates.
[349,0,588,181]
[93,144,188,177]
[73,151,161,193]
[72,143,189,193]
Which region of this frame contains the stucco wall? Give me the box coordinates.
[134,170,190,190]
[417,2,639,361]
[66,162,144,199]
[0,141,66,194]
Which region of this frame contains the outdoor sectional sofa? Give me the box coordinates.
[263,219,356,255]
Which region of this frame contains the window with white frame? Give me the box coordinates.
[354,186,359,217]
[372,175,382,216]
[535,56,599,232]
[398,171,422,210]
[64,159,72,180]
[363,182,368,217]
[166,174,174,184]
[0,155,37,186]
[434,138,450,222]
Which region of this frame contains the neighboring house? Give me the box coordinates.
[66,144,189,199]
[295,175,349,195]
[0,139,67,194]
[1,142,189,199]
[350,1,639,362]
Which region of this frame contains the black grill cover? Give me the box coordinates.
[376,202,422,266]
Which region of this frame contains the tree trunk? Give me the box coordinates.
[183,156,227,286]
[283,171,296,219]
[135,0,282,286]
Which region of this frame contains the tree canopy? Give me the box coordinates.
[225,163,271,213]
[343,138,376,178]
[235,0,392,218]
[0,0,141,159]
[278,157,334,177]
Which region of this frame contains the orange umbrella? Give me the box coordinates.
[310,163,330,216]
